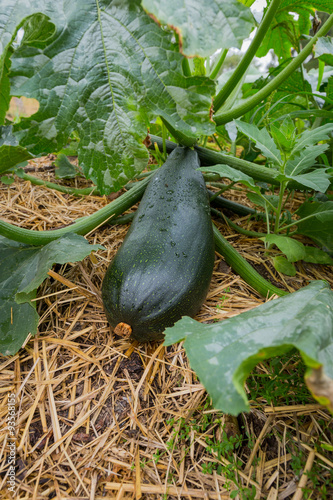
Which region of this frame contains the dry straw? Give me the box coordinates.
[0,157,332,499]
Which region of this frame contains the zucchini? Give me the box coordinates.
[102,146,215,342]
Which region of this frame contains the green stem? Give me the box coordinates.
[276,213,315,233]
[214,13,333,125]
[107,213,135,225]
[211,208,266,237]
[214,0,282,113]
[274,181,287,233]
[210,48,228,80]
[160,117,197,147]
[149,134,313,189]
[208,190,261,217]
[213,224,287,297]
[16,171,101,197]
[0,175,152,245]
[209,183,234,201]
[182,57,192,77]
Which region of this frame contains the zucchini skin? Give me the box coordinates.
[102,147,215,342]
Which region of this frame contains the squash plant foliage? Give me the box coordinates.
[1,0,333,414]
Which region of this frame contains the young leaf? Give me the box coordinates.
[270,124,292,152]
[295,201,333,252]
[272,255,297,276]
[276,168,332,193]
[302,246,333,265]
[199,164,258,191]
[285,144,328,176]
[263,234,306,262]
[54,153,78,179]
[0,234,103,355]
[291,123,333,156]
[1,175,14,185]
[164,281,333,415]
[141,0,254,58]
[286,170,331,193]
[234,120,282,166]
[5,0,215,194]
[279,116,296,143]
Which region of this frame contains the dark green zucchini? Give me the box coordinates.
[101,146,215,342]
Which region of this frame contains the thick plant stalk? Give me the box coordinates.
[213,224,287,298]
[214,13,333,125]
[149,134,311,189]
[0,175,152,245]
[213,0,282,112]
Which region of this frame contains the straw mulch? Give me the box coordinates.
[0,156,332,500]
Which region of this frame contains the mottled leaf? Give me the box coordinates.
[2,0,215,194]
[141,0,254,57]
[164,281,333,415]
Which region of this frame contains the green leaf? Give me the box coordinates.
[0,45,12,125]
[246,192,279,210]
[280,0,333,13]
[257,2,333,62]
[270,124,293,152]
[302,246,333,265]
[285,170,331,193]
[285,144,328,176]
[272,256,297,276]
[0,11,56,125]
[54,153,78,179]
[295,201,333,252]
[199,164,258,190]
[291,123,333,156]
[256,10,297,61]
[4,0,215,194]
[141,0,254,57]
[1,174,14,185]
[234,120,282,166]
[164,281,333,415]
[0,125,33,173]
[315,36,333,66]
[0,233,103,355]
[263,234,306,262]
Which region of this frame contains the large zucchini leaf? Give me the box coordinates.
[164,280,333,415]
[1,0,215,193]
[141,0,254,57]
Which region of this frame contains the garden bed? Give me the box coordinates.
[0,158,332,499]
